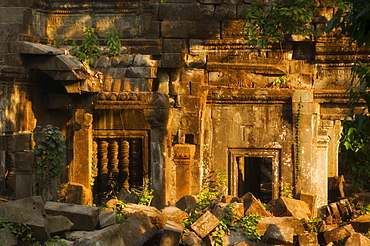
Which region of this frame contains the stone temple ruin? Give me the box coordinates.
[0,0,369,214]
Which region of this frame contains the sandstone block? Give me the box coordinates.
[161,206,189,223]
[176,195,199,212]
[261,224,294,245]
[323,224,355,243]
[45,201,100,231]
[161,21,191,38]
[350,214,370,233]
[198,0,222,3]
[189,21,220,38]
[159,3,202,21]
[328,176,345,202]
[182,231,205,246]
[299,192,318,218]
[273,196,311,219]
[211,202,244,220]
[337,199,352,221]
[14,132,32,151]
[221,195,240,203]
[161,53,183,68]
[0,228,17,245]
[99,211,116,229]
[47,215,74,235]
[84,224,123,246]
[240,192,272,217]
[191,211,220,238]
[345,233,370,246]
[215,4,237,20]
[224,228,249,245]
[256,217,305,236]
[163,39,185,53]
[122,203,164,228]
[64,231,92,241]
[126,66,157,78]
[14,151,34,170]
[159,220,184,246]
[117,189,140,204]
[133,55,159,67]
[115,55,134,67]
[328,202,342,222]
[0,196,50,241]
[298,232,319,246]
[74,238,110,246]
[119,211,158,246]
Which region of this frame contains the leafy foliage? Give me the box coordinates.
[29,125,66,201]
[105,26,122,56]
[0,215,35,243]
[339,62,370,190]
[326,0,370,47]
[241,0,317,47]
[131,179,154,206]
[181,171,261,245]
[71,27,101,66]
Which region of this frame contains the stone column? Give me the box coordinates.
[70,109,93,204]
[293,90,327,213]
[173,144,196,200]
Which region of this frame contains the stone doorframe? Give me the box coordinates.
[228,148,281,200]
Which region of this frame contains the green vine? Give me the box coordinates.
[295,97,302,188]
[241,0,317,47]
[29,125,66,201]
[105,26,122,57]
[71,27,101,67]
[131,179,154,206]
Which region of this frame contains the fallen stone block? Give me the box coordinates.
[161,206,189,223]
[323,224,355,244]
[299,192,318,218]
[0,196,50,241]
[74,238,110,246]
[327,202,342,223]
[337,199,353,221]
[350,214,370,233]
[117,189,140,204]
[176,195,199,212]
[182,231,205,246]
[45,201,100,231]
[0,228,17,245]
[119,211,158,246]
[298,231,319,246]
[224,228,249,245]
[64,231,92,241]
[272,196,311,219]
[256,216,305,236]
[221,195,240,203]
[159,220,184,246]
[84,224,124,246]
[122,203,165,228]
[328,175,345,202]
[211,202,244,220]
[261,224,294,245]
[345,233,370,246]
[47,215,74,235]
[240,192,272,217]
[190,211,220,238]
[99,211,116,229]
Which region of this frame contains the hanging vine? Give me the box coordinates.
[29,125,66,201]
[295,97,302,188]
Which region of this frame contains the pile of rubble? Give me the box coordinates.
[0,193,370,246]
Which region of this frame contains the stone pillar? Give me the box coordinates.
[293,90,327,213]
[173,144,196,200]
[70,109,93,204]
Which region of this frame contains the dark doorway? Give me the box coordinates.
[237,157,272,203]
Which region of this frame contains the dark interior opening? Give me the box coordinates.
[237,157,272,203]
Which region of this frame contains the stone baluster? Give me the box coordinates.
[119,140,130,190]
[98,140,109,202]
[109,140,119,184]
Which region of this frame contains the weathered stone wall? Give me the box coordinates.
[0,0,368,211]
